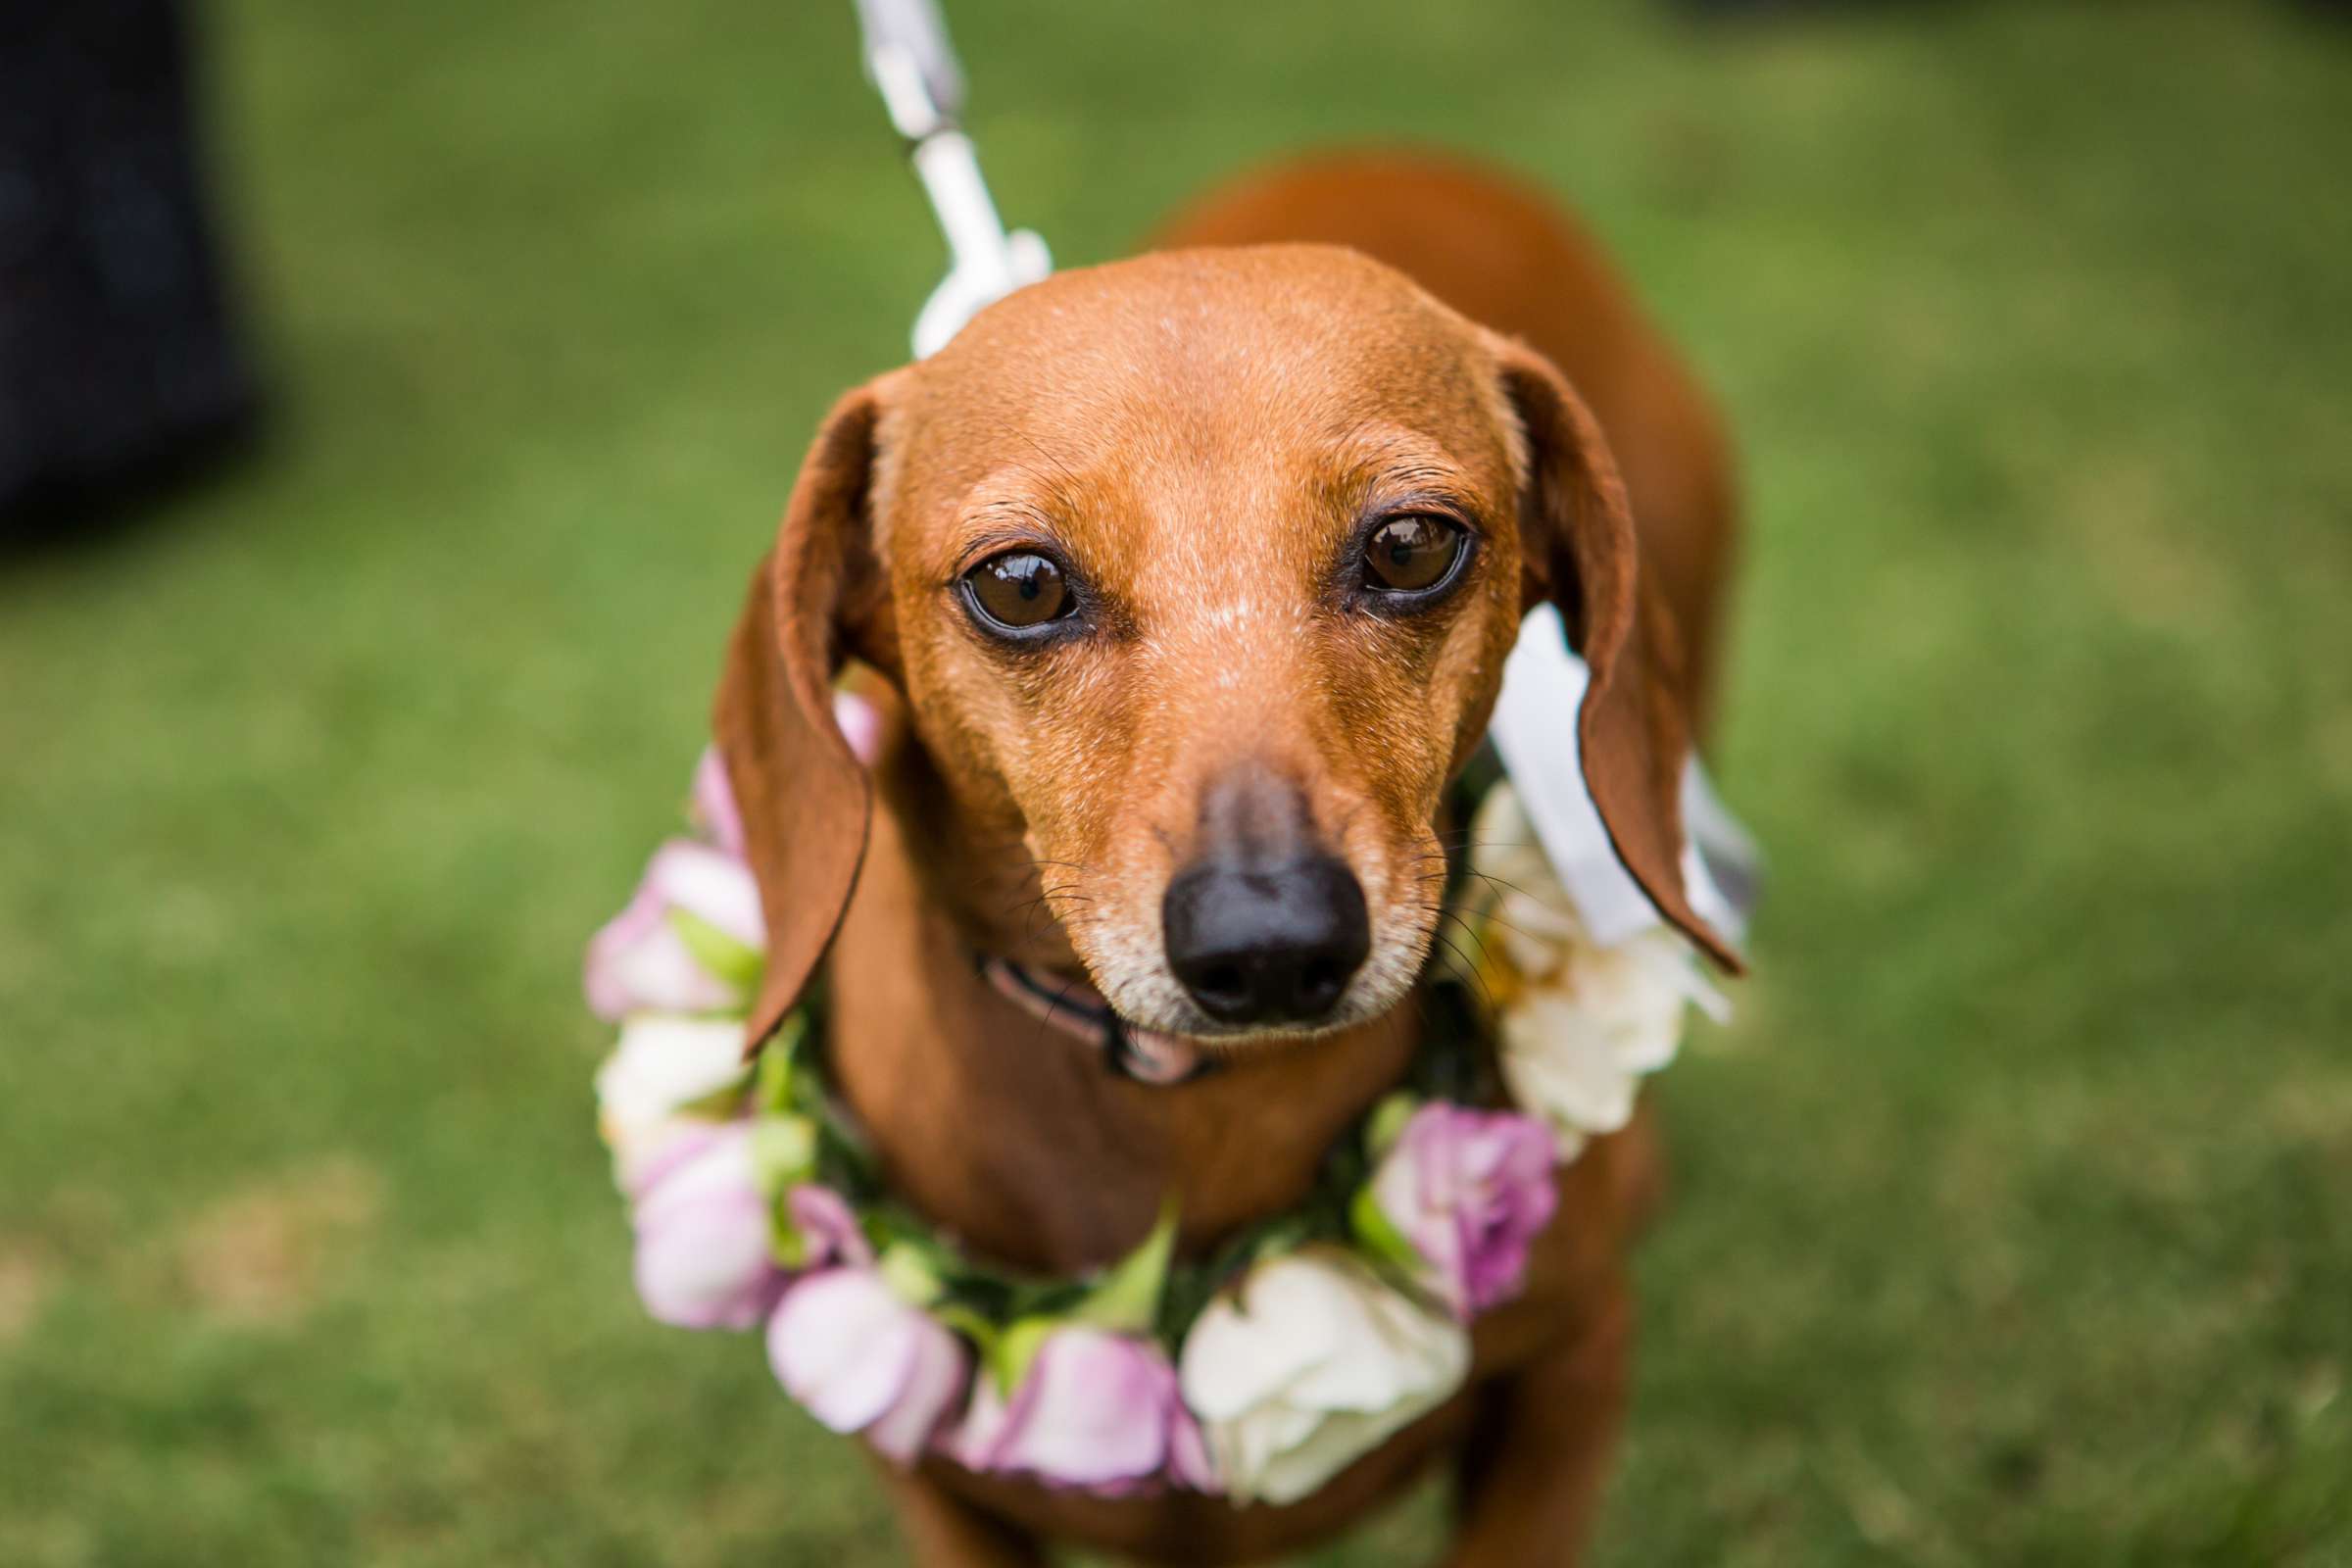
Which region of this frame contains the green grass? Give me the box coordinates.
[4,0,2349,1562]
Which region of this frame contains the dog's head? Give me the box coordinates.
[717,246,1734,1054]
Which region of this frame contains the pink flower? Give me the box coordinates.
[630,1122,787,1330]
[832,689,886,768]
[783,1183,871,1270]
[1367,1103,1558,1318]
[767,1268,969,1463]
[583,840,764,1020]
[948,1327,1214,1493]
[690,748,746,859]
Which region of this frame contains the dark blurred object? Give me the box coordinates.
[1,0,261,535]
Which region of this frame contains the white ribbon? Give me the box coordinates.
[1488,604,1755,952]
[853,0,1052,359]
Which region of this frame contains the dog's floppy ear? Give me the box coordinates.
[1492,339,1741,972]
[712,379,899,1051]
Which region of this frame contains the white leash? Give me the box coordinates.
[852,0,1052,358]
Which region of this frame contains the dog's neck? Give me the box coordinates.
[821,753,1420,1277]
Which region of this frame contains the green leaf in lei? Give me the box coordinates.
[751,1114,818,1191]
[1348,1181,1424,1278]
[877,1240,948,1307]
[664,906,764,995]
[754,1114,826,1265]
[1363,1092,1420,1159]
[1069,1196,1179,1337]
[753,1012,805,1115]
[989,1315,1058,1396]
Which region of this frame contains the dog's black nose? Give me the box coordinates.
[1162,855,1370,1026]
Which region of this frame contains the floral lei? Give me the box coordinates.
[585,711,1724,1507]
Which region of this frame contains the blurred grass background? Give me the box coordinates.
[4,0,2349,1562]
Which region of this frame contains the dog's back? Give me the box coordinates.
[1154,151,1739,727]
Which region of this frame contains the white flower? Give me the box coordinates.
[1177,1247,1468,1506]
[1496,927,1720,1152]
[594,1013,752,1192]
[1469,783,1723,1155]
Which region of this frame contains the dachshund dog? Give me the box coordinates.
[712,150,1741,1565]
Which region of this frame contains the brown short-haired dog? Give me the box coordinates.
[714,150,1741,1565]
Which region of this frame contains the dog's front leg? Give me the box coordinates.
[877,1465,1050,1568]
[1442,1284,1635,1568]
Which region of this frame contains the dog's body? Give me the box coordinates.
[717,153,1740,1565]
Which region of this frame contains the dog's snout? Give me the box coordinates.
[1162,856,1370,1026]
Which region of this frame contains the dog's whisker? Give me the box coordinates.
[1429,920,1502,1010]
[1424,928,1500,1018]
[1427,832,1546,851]
[1427,893,1550,956]
[1465,868,1555,910]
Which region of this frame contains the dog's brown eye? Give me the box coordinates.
[1362,515,1466,595]
[963,551,1074,631]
